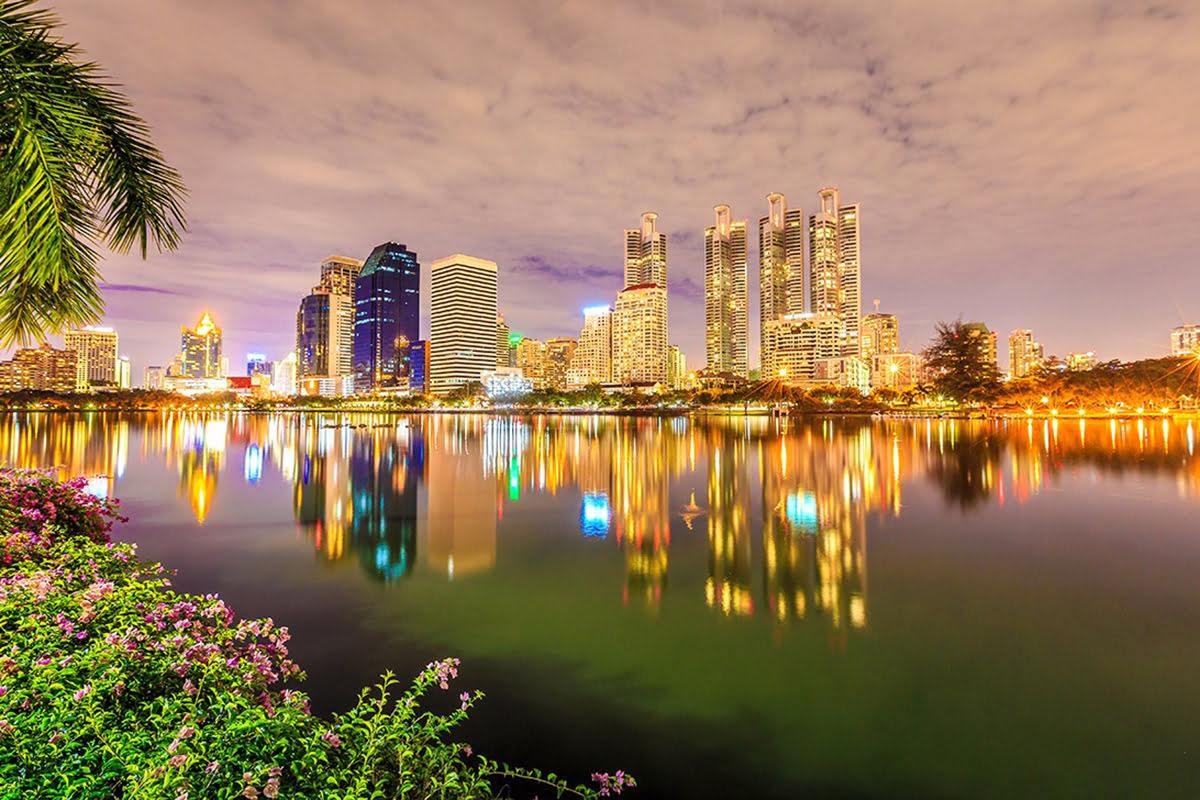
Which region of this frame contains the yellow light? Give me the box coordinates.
[1025,408,1033,415]
[1041,395,1049,404]
[1137,407,1144,415]
[1078,409,1086,416]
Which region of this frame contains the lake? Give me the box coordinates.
[3,411,1199,798]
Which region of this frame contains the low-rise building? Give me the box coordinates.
[0,344,78,393]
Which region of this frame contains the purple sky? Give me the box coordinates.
[32,0,1200,378]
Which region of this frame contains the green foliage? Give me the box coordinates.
[0,469,632,798]
[0,0,186,344]
[922,320,1001,403]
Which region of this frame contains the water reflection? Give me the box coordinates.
[3,412,1200,628]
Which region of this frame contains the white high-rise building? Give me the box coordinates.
[272,352,298,396]
[624,212,667,289]
[1009,329,1043,379]
[567,305,613,387]
[613,285,667,385]
[1171,324,1200,357]
[64,326,118,390]
[704,205,748,377]
[430,254,498,395]
[759,193,805,377]
[809,188,862,358]
[762,313,843,385]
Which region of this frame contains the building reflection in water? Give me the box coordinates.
[4,412,1200,636]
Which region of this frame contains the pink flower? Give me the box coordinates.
[205,760,220,775]
[242,788,258,799]
[73,685,92,701]
[169,754,187,768]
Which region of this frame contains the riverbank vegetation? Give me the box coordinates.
[0,468,631,798]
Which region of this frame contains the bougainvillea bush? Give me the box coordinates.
[0,468,633,799]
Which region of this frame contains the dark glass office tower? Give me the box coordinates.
[353,242,420,392]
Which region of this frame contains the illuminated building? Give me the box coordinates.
[861,312,899,360]
[482,367,533,400]
[1008,329,1043,378]
[543,338,577,390]
[666,345,687,390]
[116,357,131,390]
[353,242,420,392]
[429,254,498,395]
[246,353,271,377]
[762,312,842,384]
[64,326,118,389]
[409,340,429,394]
[0,344,78,392]
[566,305,612,387]
[272,352,297,395]
[143,365,165,390]
[515,337,547,388]
[961,322,998,369]
[704,205,749,377]
[870,352,922,392]
[624,211,667,289]
[815,356,870,393]
[613,284,668,385]
[496,314,512,367]
[1171,324,1200,357]
[296,289,353,385]
[759,193,805,376]
[809,188,862,357]
[181,313,223,378]
[318,254,363,296]
[1068,351,1096,371]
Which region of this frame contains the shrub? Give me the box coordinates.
[0,469,633,799]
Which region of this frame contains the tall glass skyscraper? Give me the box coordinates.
[353,242,420,392]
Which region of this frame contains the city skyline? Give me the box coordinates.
[22,1,1200,377]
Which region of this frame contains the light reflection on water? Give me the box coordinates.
[3,411,1200,798]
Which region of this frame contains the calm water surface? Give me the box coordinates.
[4,412,1200,799]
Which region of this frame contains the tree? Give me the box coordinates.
[0,1,186,344]
[922,319,1001,403]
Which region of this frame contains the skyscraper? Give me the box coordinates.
[1008,329,1043,378]
[64,326,118,390]
[544,337,578,390]
[758,193,805,377]
[296,289,353,384]
[515,338,547,388]
[567,305,613,386]
[318,255,364,296]
[861,312,899,360]
[624,212,667,289]
[429,254,498,395]
[181,313,222,378]
[353,242,420,392]
[809,188,862,358]
[272,352,298,395]
[613,285,668,384]
[962,322,998,369]
[143,365,165,390]
[496,314,512,368]
[667,345,687,390]
[704,205,748,377]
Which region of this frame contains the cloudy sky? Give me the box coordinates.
[44,0,1200,378]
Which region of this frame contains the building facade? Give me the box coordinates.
[429,254,498,395]
[318,255,364,296]
[809,188,862,358]
[1008,329,1043,379]
[667,345,687,390]
[704,205,749,377]
[144,365,165,391]
[353,242,420,392]
[758,193,805,377]
[409,340,429,394]
[544,338,578,390]
[962,322,998,369]
[613,285,668,385]
[296,289,352,381]
[496,315,512,368]
[64,326,118,389]
[860,313,899,361]
[0,344,78,393]
[567,305,613,387]
[624,212,667,289]
[181,313,223,378]
[1171,324,1200,357]
[870,352,922,392]
[515,338,547,389]
[762,313,843,385]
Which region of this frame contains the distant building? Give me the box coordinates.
[1008,329,1043,379]
[246,353,271,377]
[143,365,165,390]
[1171,324,1200,357]
[1067,351,1096,371]
[353,242,420,392]
[704,204,749,378]
[544,338,577,390]
[64,326,118,390]
[116,357,131,390]
[759,193,806,379]
[861,313,899,360]
[613,284,668,385]
[961,322,998,370]
[0,344,78,393]
[429,254,498,395]
[667,345,687,390]
[495,314,512,368]
[181,313,223,378]
[515,338,546,388]
[809,188,861,357]
[624,212,667,289]
[318,254,364,296]
[566,305,613,387]
[481,367,533,401]
[272,352,298,395]
[296,289,353,381]
[409,340,429,394]
[870,352,922,392]
[815,356,870,394]
[762,312,842,385]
